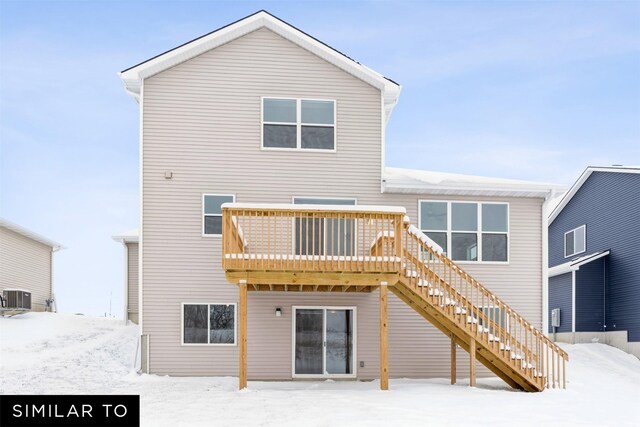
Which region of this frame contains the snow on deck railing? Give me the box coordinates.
[222,202,406,214]
[222,205,405,274]
[407,225,444,254]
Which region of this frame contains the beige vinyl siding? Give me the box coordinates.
[140,26,545,379]
[126,242,139,323]
[0,226,53,311]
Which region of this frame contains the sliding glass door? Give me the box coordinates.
[293,307,356,377]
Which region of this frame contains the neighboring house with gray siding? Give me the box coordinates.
[112,229,139,323]
[548,166,640,358]
[0,218,62,312]
[116,11,565,381]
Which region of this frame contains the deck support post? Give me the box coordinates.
[450,334,456,385]
[469,338,476,387]
[379,281,389,391]
[239,280,247,390]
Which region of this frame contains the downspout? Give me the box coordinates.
[50,245,62,313]
[542,190,556,336]
[572,270,577,343]
[603,256,606,334]
[124,242,129,324]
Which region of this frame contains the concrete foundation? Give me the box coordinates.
[554,331,640,359]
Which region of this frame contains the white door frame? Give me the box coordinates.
[291,306,357,379]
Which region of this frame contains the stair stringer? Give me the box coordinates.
[391,279,543,392]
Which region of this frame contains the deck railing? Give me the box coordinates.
[222,203,406,274]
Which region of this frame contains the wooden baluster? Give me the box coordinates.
[562,354,566,389]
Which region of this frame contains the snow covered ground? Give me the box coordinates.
[2,313,639,426]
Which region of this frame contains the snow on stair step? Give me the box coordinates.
[428,288,443,297]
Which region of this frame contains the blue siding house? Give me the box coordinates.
[548,166,640,358]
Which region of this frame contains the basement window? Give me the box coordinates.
[182,303,236,345]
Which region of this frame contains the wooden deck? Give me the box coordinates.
[222,203,568,392]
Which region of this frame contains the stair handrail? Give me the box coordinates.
[401,222,567,389]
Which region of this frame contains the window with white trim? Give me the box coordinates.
[203,194,234,235]
[564,225,586,258]
[419,201,509,262]
[262,98,335,150]
[182,303,236,345]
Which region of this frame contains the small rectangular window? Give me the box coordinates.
[263,98,296,122]
[203,194,235,236]
[183,304,208,344]
[452,233,478,261]
[183,303,236,345]
[564,225,586,257]
[420,202,447,231]
[452,202,478,231]
[262,98,335,150]
[209,304,236,344]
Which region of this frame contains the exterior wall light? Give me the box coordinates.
[275,308,282,317]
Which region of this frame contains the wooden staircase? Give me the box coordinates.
[385,223,568,391]
[222,203,568,391]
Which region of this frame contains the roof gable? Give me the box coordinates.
[549,165,640,224]
[120,10,401,123]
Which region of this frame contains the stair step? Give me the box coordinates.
[440,298,457,306]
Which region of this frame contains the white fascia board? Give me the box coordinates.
[112,229,140,243]
[571,250,610,269]
[549,166,640,224]
[549,261,572,278]
[119,11,400,120]
[548,250,610,277]
[0,218,64,251]
[383,182,564,198]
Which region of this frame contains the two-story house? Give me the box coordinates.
[116,11,568,391]
[548,165,640,358]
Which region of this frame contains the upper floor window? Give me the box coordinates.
[262,98,335,151]
[203,194,235,236]
[564,225,586,258]
[419,201,509,262]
